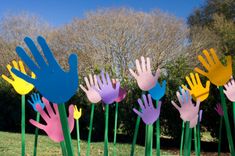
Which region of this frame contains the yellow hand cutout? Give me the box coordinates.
[2,60,35,95]
[194,48,232,86]
[73,105,82,120]
[182,73,210,102]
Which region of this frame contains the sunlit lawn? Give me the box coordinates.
[0,131,174,156]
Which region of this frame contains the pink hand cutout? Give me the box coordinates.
[129,56,160,91]
[171,89,200,128]
[190,110,203,128]
[190,115,199,128]
[80,74,101,103]
[224,78,235,102]
[29,97,74,142]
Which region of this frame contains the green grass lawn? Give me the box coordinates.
[0,131,174,156]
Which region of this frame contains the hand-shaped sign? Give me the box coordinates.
[73,105,82,120]
[133,94,161,125]
[129,56,160,91]
[194,48,232,86]
[182,73,210,102]
[2,60,35,95]
[11,36,78,103]
[149,80,166,101]
[199,110,203,122]
[28,93,45,112]
[80,74,101,103]
[112,79,127,103]
[190,109,203,128]
[94,71,120,104]
[224,78,235,102]
[171,88,200,128]
[215,103,224,116]
[29,97,74,142]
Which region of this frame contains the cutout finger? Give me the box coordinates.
[84,77,91,89]
[141,56,146,72]
[136,59,142,75]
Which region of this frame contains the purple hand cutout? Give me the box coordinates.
[133,94,162,125]
[199,110,203,122]
[29,97,74,142]
[94,71,120,104]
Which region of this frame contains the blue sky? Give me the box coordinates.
[0,0,204,26]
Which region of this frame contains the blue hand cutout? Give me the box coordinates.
[179,86,191,103]
[149,80,166,101]
[11,36,78,103]
[28,93,45,112]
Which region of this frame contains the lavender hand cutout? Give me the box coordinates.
[94,71,120,104]
[133,94,162,125]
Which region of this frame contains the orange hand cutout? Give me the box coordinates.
[194,48,232,86]
[182,73,210,102]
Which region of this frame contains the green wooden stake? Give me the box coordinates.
[21,95,25,156]
[86,103,95,156]
[184,122,190,156]
[219,86,235,155]
[145,124,153,156]
[180,121,185,156]
[130,115,141,156]
[33,112,40,156]
[155,100,160,156]
[149,125,153,156]
[145,125,148,156]
[131,91,146,156]
[58,104,74,156]
[60,141,67,156]
[104,105,109,156]
[194,127,198,156]
[188,128,192,156]
[76,119,81,156]
[218,116,223,156]
[197,116,201,156]
[130,91,146,156]
[113,102,119,156]
[233,102,235,134]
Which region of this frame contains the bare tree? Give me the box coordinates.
[188,26,221,65]
[0,9,189,79]
[0,12,52,72]
[51,8,189,79]
[0,12,51,43]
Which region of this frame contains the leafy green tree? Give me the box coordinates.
[188,0,235,54]
[188,0,235,27]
